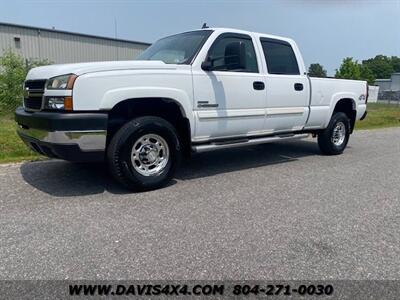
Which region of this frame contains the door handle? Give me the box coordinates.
[294,83,303,91]
[253,81,265,90]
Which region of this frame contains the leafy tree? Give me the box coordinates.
[362,55,394,79]
[0,50,26,113]
[391,56,400,73]
[335,57,362,80]
[308,63,327,77]
[359,64,375,85]
[335,57,376,85]
[0,50,50,112]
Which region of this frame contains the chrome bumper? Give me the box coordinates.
[17,127,106,151]
[15,107,108,161]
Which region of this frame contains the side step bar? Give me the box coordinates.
[192,133,309,153]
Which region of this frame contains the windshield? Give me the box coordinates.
[136,30,213,64]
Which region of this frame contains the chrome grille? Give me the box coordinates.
[23,80,46,111]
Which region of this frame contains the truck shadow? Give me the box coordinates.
[20,139,321,197]
[176,139,321,180]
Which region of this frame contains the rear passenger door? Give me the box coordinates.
[260,38,309,133]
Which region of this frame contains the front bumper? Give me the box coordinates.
[15,107,108,162]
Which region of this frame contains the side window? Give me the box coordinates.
[260,39,300,75]
[208,36,258,73]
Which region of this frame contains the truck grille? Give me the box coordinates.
[23,80,46,111]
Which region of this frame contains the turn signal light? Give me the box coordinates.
[64,96,73,111]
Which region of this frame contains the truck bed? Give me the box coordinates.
[305,77,368,129]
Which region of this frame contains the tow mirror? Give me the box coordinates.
[201,57,213,71]
[202,41,247,71]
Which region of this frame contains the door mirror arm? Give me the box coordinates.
[201,57,214,71]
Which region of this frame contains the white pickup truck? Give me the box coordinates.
[16,28,368,191]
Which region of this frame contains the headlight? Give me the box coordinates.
[44,96,73,110]
[46,74,77,90]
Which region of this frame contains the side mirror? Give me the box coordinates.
[224,41,246,70]
[201,41,247,71]
[201,58,213,71]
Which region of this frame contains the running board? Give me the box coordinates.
[192,133,309,153]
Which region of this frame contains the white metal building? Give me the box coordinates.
[0,22,150,64]
[375,73,400,91]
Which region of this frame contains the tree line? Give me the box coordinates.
[308,55,400,85]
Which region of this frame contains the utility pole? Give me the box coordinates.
[114,17,119,60]
[114,17,118,39]
[37,29,41,60]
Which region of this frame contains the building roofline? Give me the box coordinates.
[0,21,151,46]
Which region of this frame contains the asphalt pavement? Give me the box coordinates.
[1,128,399,280]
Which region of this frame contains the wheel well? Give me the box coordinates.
[333,98,357,133]
[107,98,191,156]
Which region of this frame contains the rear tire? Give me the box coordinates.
[107,116,181,191]
[318,112,350,155]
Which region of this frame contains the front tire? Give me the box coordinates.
[107,116,181,191]
[318,112,350,155]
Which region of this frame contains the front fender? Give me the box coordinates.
[100,87,194,128]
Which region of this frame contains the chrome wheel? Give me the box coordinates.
[131,134,169,176]
[332,121,346,146]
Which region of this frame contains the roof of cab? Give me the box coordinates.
[204,27,295,44]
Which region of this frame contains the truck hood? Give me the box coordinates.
[26,60,175,80]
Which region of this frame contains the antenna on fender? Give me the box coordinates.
[202,23,209,29]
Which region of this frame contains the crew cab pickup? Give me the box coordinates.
[15,28,368,191]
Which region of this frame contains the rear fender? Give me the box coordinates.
[326,92,356,125]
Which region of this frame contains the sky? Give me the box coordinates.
[0,0,399,75]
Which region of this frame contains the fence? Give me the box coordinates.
[378,91,400,104]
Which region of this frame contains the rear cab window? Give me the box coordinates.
[260,37,300,75]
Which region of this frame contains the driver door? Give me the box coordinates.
[192,33,267,142]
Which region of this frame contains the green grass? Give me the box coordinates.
[0,113,42,163]
[355,103,400,130]
[0,103,399,163]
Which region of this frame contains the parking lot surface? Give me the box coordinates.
[1,128,399,280]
